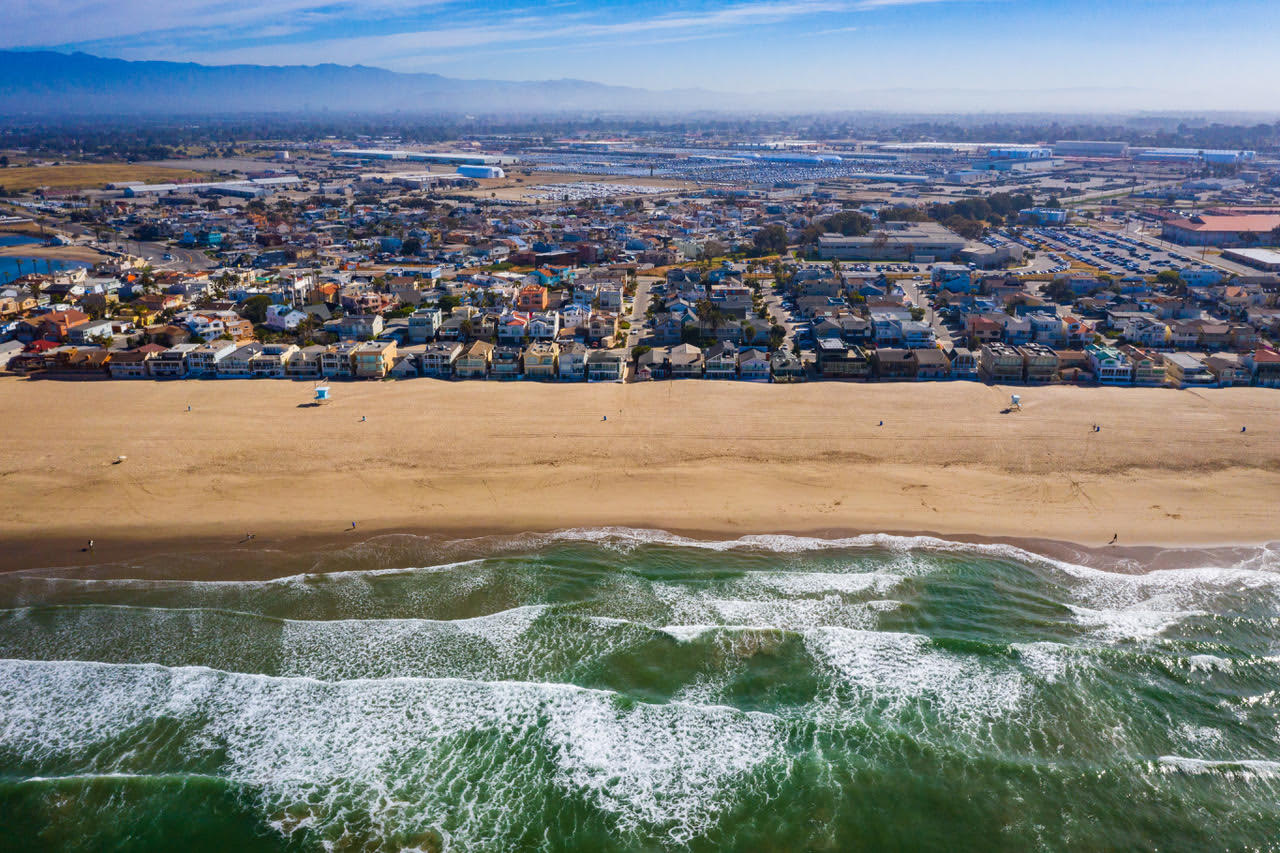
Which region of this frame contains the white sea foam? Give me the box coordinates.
[0,658,788,849]
[1067,604,1201,642]
[1011,642,1071,683]
[4,558,484,588]
[1156,755,1280,781]
[1187,654,1234,674]
[748,570,904,597]
[651,583,883,633]
[0,604,568,683]
[1055,563,1280,613]
[804,628,1027,729]
[1175,723,1227,749]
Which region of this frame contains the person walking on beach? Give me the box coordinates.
[1109,533,1118,545]
[351,521,357,530]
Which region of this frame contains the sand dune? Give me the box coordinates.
[1,376,1277,570]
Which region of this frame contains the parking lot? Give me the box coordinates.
[1005,224,1222,279]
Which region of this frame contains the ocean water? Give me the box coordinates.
[2,529,1280,852]
[0,233,89,284]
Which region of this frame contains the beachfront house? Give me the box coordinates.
[586,349,627,382]
[1162,353,1214,388]
[523,341,559,380]
[979,343,1024,383]
[948,347,978,379]
[285,345,327,379]
[704,342,739,380]
[353,340,397,379]
[420,342,463,378]
[1118,345,1166,386]
[320,342,361,378]
[217,343,263,378]
[739,348,771,382]
[770,350,805,382]
[147,342,199,378]
[187,340,237,377]
[1085,344,1132,385]
[455,340,494,379]
[1021,343,1059,384]
[107,348,159,379]
[1204,353,1251,386]
[558,342,588,381]
[817,340,870,380]
[911,348,952,380]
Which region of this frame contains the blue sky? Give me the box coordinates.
[9,0,1280,109]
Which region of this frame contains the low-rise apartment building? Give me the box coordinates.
[1021,343,1059,384]
[353,340,397,378]
[1163,352,1215,387]
[817,339,870,379]
[979,342,1024,383]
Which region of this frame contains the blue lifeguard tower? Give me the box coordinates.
[314,386,331,403]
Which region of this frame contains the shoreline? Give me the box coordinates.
[0,243,106,263]
[3,522,1275,579]
[2,376,1278,577]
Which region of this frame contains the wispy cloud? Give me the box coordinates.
[128,0,855,67]
[2,0,454,50]
[801,24,860,35]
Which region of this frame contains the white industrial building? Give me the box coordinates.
[333,149,515,166]
[1052,140,1130,158]
[121,176,303,198]
[456,165,506,179]
[818,222,968,262]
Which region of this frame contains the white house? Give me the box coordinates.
[265,304,308,332]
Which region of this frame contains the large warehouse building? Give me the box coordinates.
[1052,140,1130,158]
[1161,210,1280,247]
[333,149,514,166]
[818,222,968,262]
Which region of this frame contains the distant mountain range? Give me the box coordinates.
[0,50,1267,116]
[0,50,732,115]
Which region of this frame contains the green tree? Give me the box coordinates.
[752,225,788,253]
[239,294,274,325]
[699,240,726,261]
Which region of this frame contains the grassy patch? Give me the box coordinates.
[0,164,213,192]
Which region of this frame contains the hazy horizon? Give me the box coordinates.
[7,0,1280,112]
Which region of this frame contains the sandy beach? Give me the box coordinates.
[0,243,108,263]
[0,376,1277,571]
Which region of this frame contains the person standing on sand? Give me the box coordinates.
[1109,533,1118,545]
